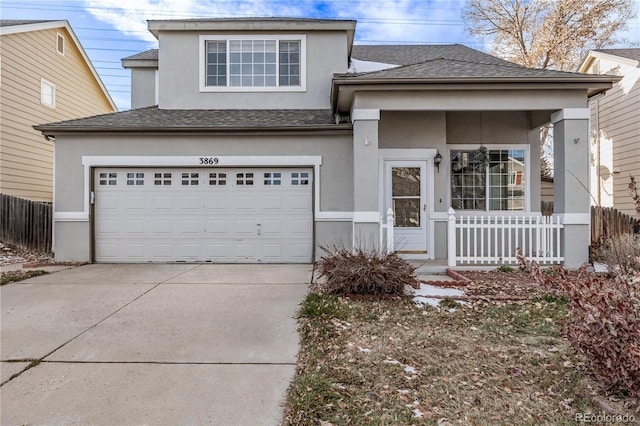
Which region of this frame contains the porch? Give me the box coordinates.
[382,208,565,270]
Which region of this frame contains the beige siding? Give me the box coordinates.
[588,57,640,217]
[541,178,554,202]
[0,27,115,202]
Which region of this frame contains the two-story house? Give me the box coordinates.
[580,49,640,217]
[35,18,618,268]
[0,20,116,202]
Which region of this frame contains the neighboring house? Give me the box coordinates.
[580,49,640,217]
[0,20,116,202]
[35,18,618,268]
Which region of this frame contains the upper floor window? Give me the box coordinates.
[200,35,305,92]
[56,32,65,55]
[41,78,55,108]
[450,147,527,211]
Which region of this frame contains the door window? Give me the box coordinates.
[392,167,421,227]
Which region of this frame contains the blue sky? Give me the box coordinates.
[2,0,638,111]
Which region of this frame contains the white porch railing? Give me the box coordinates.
[447,208,564,267]
[380,208,394,254]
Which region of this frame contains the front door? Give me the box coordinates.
[386,161,427,255]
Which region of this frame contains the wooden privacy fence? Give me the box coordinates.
[447,209,564,266]
[0,193,52,253]
[591,206,638,246]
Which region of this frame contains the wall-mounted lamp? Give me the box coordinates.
[434,151,443,172]
[364,137,370,146]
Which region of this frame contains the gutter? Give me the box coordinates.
[33,123,354,139]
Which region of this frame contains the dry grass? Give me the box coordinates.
[283,281,619,425]
[0,270,48,286]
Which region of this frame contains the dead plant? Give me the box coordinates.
[314,244,417,296]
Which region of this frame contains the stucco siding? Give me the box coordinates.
[0,27,114,202]
[158,31,348,109]
[52,132,353,261]
[130,68,157,108]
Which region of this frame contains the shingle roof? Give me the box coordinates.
[122,49,158,61]
[0,19,54,27]
[342,44,610,80]
[351,44,513,66]
[340,57,592,80]
[596,48,640,62]
[34,107,349,133]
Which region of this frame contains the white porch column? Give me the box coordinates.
[352,108,380,249]
[551,108,590,269]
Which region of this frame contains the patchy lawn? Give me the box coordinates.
[283,270,622,425]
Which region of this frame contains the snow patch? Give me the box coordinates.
[408,283,466,308]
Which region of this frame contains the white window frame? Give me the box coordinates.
[448,144,530,213]
[40,78,56,108]
[198,34,306,92]
[56,32,65,56]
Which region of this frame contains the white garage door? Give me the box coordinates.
[94,167,313,263]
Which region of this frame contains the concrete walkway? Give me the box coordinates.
[1,264,310,425]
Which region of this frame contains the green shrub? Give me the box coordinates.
[314,245,416,296]
[497,265,514,273]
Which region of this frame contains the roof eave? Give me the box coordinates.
[331,76,620,111]
[33,124,353,137]
[122,59,159,69]
[579,50,640,72]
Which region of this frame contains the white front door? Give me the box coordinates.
[385,161,428,255]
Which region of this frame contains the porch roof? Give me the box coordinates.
[34,107,351,137]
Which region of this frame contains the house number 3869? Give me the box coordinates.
[199,157,219,165]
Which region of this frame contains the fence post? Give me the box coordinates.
[386,208,394,253]
[447,207,456,267]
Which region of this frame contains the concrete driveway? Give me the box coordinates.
[1,264,310,425]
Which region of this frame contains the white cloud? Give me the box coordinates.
[83,0,306,44]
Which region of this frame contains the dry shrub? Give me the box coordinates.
[518,249,640,404]
[314,245,416,296]
[594,233,640,275]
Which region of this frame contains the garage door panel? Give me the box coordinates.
[124,196,146,210]
[124,244,145,258]
[289,219,312,234]
[96,220,120,234]
[152,244,173,258]
[206,219,228,234]
[235,196,255,210]
[179,196,201,210]
[290,195,312,210]
[95,167,313,263]
[234,244,256,259]
[261,219,282,234]
[152,220,173,234]
[97,195,120,210]
[180,220,201,234]
[125,220,145,234]
[262,244,283,258]
[205,243,230,258]
[205,196,228,210]
[153,196,173,210]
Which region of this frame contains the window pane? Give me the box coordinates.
[205,41,226,86]
[393,199,420,227]
[392,168,420,196]
[278,41,301,87]
[451,149,525,211]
